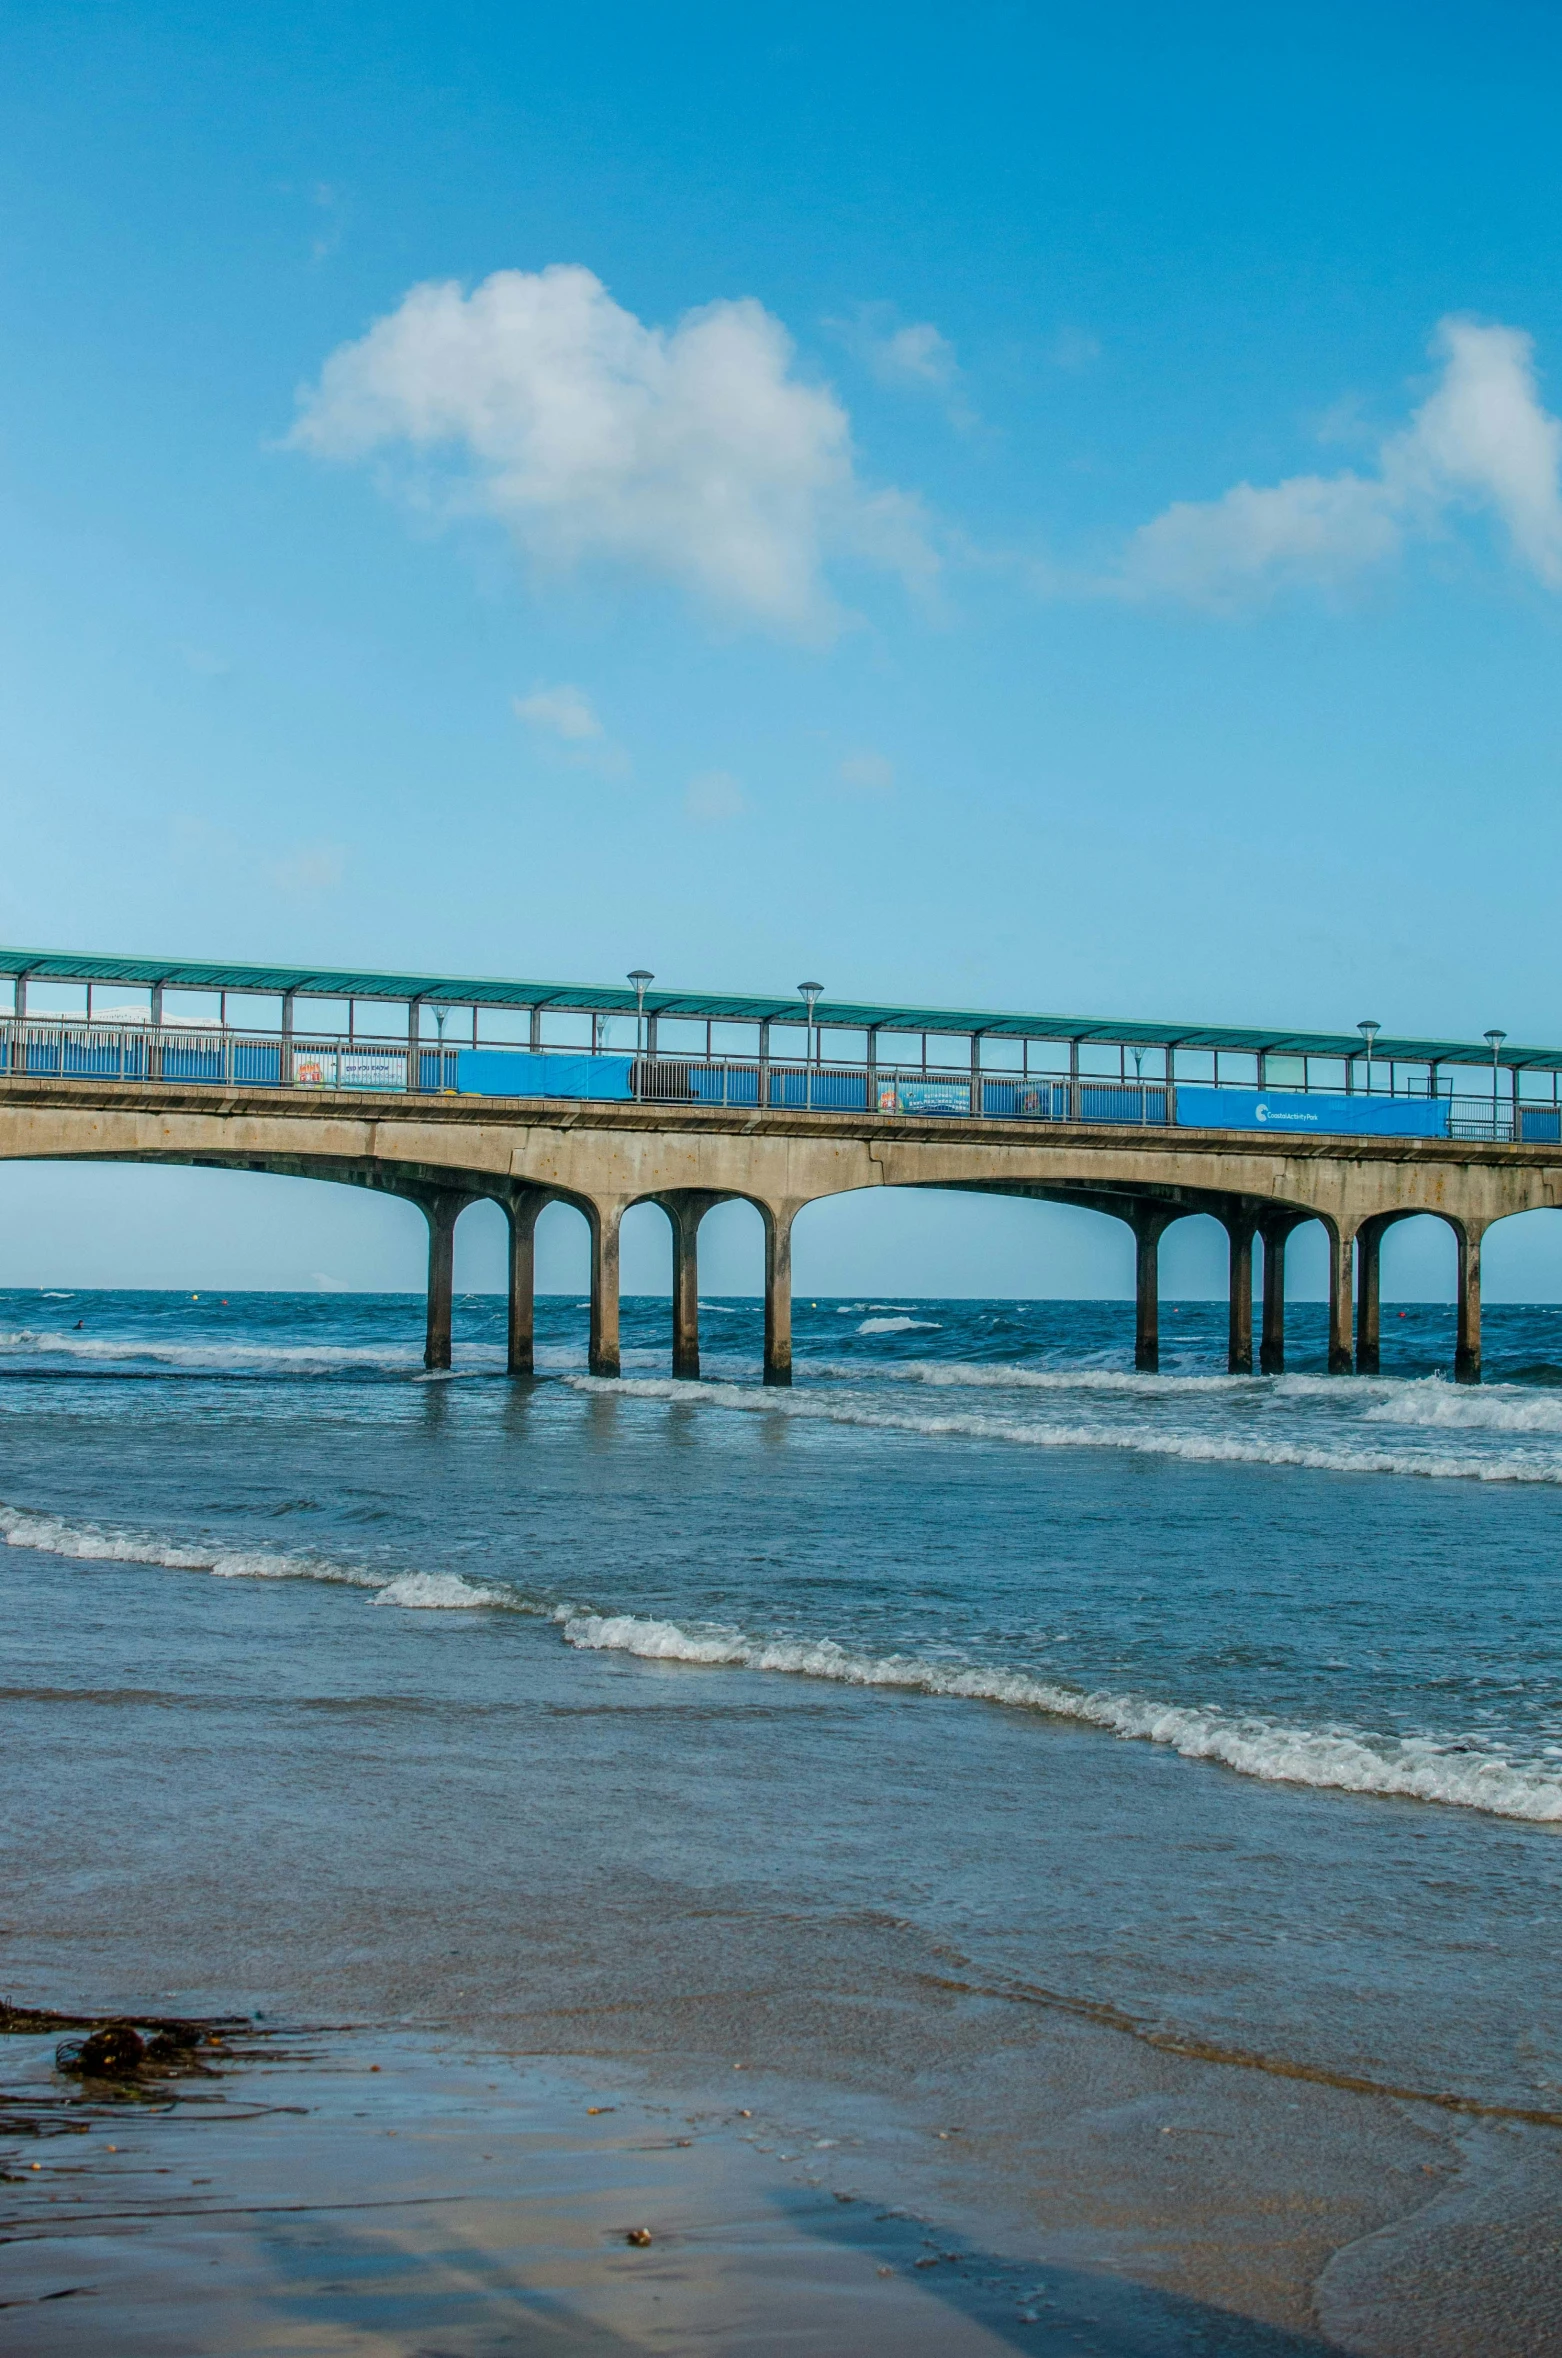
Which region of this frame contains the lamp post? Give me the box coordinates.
[1485,1028,1507,1134]
[798,982,823,1067]
[628,970,653,1058]
[1357,1019,1380,1093]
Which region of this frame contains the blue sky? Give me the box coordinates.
[5,0,1562,1299]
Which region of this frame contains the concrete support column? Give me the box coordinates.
[589,1199,626,1379]
[501,1188,548,1376]
[1131,1208,1176,1374]
[763,1201,802,1386]
[419,1191,470,1371]
[1225,1213,1257,1375]
[1455,1221,1485,1385]
[1258,1216,1301,1375]
[656,1191,724,1379]
[1327,1221,1358,1376]
[1356,1217,1393,1376]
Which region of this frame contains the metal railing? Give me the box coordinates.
[0,1020,1546,1141]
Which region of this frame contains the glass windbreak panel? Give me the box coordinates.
[24,986,88,1018]
[767,1024,810,1059]
[1173,1049,1215,1083]
[540,1011,593,1048]
[1078,1043,1123,1077]
[161,990,224,1029]
[822,1028,867,1062]
[225,995,285,1033]
[596,1014,637,1050]
[1306,1059,1346,1090]
[295,997,350,1036]
[1265,1055,1305,1088]
[1215,1051,1258,1086]
[873,1031,923,1067]
[979,1038,1023,1070]
[1021,1040,1070,1073]
[653,1018,708,1055]
[710,1022,761,1058]
[476,1008,532,1044]
[87,989,153,1024]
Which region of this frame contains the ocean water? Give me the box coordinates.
[4,1285,1562,2146]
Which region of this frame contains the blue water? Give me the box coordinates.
[3,1286,1562,2127]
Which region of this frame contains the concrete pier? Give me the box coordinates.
[0,1078,1554,1390]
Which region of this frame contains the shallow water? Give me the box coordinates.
[3,1289,1561,2151]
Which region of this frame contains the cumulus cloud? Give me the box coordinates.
[685,768,746,822]
[1115,318,1562,608]
[290,265,934,633]
[513,683,602,741]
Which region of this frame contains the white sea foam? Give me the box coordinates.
[373,1571,510,1609]
[0,1327,431,1371]
[0,1501,380,1585]
[566,1374,1562,1484]
[1363,1382,1562,1435]
[857,1316,940,1334]
[819,1358,1252,1396]
[558,1610,1562,1824]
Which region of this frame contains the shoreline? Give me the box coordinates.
[6,1986,1560,2354]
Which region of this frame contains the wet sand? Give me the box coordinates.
[4,2001,1561,2352]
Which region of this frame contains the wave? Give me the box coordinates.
[0,1327,434,1371]
[1364,1383,1562,1435]
[857,1316,941,1334]
[559,1611,1562,1824]
[815,1357,1252,1395]
[7,1484,1557,1823]
[565,1375,1562,1484]
[373,1570,513,1610]
[0,1501,381,1586]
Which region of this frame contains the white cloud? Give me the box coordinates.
[513,683,602,740]
[685,768,746,822]
[1115,317,1562,608]
[290,265,934,633]
[829,304,973,428]
[838,749,894,791]
[872,320,959,392]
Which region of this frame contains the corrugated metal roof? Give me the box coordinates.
[0,943,1551,1069]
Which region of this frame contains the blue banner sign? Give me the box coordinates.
[456,1050,634,1101]
[878,1079,972,1115]
[1175,1086,1450,1138]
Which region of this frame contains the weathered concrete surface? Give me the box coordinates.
[3,1079,1558,1380]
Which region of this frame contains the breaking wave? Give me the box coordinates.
[7,1485,1560,1822]
[559,1610,1562,1824]
[566,1374,1562,1485]
[0,1500,380,1585]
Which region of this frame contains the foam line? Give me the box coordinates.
[558,1610,1562,1824]
[565,1375,1562,1485]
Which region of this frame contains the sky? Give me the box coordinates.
[5,0,1562,1299]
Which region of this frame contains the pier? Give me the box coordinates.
[1,944,1559,1384]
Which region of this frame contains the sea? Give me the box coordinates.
[4,1285,1562,2335]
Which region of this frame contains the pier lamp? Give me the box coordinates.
[1485,1028,1507,1128]
[1357,1019,1380,1092]
[798,982,823,1065]
[628,970,653,1056]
